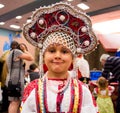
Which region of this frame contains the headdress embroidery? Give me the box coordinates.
[23,2,97,54]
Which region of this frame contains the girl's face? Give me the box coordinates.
[44,44,73,74]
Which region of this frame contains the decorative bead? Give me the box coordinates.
[30,32,36,39]
[76,48,81,53]
[59,15,65,21]
[84,40,90,46]
[81,26,87,32]
[39,18,44,25]
[38,43,43,48]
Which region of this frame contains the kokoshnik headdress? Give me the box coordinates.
[23,2,98,77]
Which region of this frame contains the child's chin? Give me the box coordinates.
[53,69,63,73]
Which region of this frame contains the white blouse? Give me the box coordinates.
[21,80,97,113]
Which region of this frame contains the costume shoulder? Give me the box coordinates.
[22,79,39,103]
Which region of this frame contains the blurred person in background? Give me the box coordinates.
[94,76,115,113]
[0,41,19,112]
[5,42,33,113]
[28,63,40,82]
[100,54,120,113]
[75,54,90,84]
[24,63,40,86]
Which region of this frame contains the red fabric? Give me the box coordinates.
[22,79,38,103]
[68,63,73,70]
[56,84,64,113]
[78,69,82,79]
[28,10,90,48]
[92,95,97,107]
[43,64,48,73]
[89,81,97,87]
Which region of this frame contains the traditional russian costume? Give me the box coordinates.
[21,2,98,113]
[20,73,96,113]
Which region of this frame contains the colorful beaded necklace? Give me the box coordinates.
[37,76,82,113]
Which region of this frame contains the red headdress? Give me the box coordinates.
[23,2,98,77]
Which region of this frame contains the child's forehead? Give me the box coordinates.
[47,43,70,50]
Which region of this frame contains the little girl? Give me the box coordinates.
[94,76,115,113]
[20,2,98,113]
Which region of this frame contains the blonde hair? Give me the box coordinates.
[97,77,108,89]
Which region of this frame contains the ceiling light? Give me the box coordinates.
[93,19,120,34]
[67,0,73,1]
[27,19,32,23]
[10,25,20,29]
[77,3,89,10]
[0,4,4,8]
[0,22,5,25]
[16,16,22,19]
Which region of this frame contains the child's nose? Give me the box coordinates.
[55,51,61,58]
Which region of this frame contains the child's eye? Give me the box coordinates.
[50,49,55,53]
[61,49,70,54]
[47,48,56,53]
[62,50,67,54]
